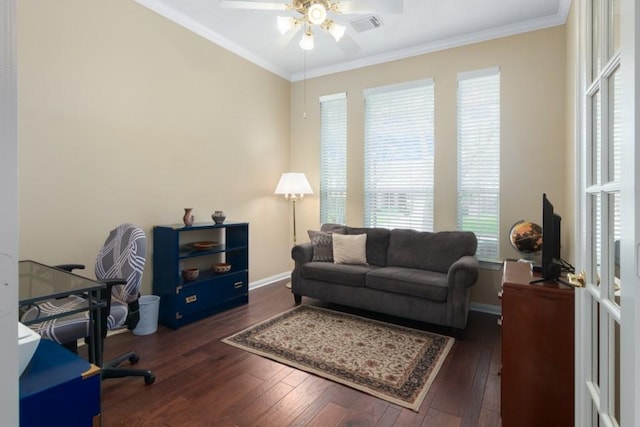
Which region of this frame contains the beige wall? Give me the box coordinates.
[290,27,568,307]
[17,0,292,295]
[17,1,571,308]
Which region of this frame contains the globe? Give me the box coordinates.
[509,220,543,254]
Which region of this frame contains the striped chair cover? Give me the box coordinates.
[21,295,92,345]
[21,224,147,344]
[96,224,146,330]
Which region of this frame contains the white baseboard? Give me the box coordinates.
[470,302,502,316]
[249,271,291,291]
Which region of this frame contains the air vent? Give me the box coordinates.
[349,14,383,33]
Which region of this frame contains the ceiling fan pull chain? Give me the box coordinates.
[303,49,307,119]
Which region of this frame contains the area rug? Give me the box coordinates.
[222,305,454,411]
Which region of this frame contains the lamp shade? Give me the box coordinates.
[327,21,346,41]
[274,173,313,197]
[299,29,314,50]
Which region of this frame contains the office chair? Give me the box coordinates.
[21,223,155,385]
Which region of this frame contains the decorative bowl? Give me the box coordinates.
[192,241,218,250]
[212,263,231,274]
[182,268,199,282]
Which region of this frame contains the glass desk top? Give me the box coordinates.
[19,260,105,305]
[19,259,106,366]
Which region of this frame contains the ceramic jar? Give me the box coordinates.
[212,210,226,224]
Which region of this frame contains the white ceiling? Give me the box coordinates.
[135,0,571,81]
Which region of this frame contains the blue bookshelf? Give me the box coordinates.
[152,222,249,329]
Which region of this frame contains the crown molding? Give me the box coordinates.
[291,3,572,81]
[136,0,571,83]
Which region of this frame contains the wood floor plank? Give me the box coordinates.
[481,330,502,413]
[337,392,391,426]
[460,343,494,426]
[429,340,480,417]
[282,368,312,387]
[226,380,294,425]
[221,361,295,422]
[477,408,502,427]
[422,408,462,427]
[306,401,350,427]
[375,405,402,426]
[290,384,349,427]
[249,374,333,426]
[98,281,502,426]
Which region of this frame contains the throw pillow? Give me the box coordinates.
[333,233,368,265]
[308,230,341,262]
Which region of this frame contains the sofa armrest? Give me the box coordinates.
[446,255,479,330]
[447,255,479,288]
[292,242,314,266]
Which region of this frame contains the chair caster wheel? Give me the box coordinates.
[129,354,140,365]
[145,374,156,385]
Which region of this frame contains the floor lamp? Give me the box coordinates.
[275,172,313,288]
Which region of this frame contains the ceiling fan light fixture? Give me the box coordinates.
[327,1,341,14]
[277,15,298,34]
[324,20,345,41]
[299,28,315,50]
[307,3,327,25]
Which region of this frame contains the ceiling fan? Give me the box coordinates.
[220,0,403,52]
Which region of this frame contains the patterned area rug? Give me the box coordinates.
[222,305,454,411]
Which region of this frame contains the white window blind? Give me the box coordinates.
[457,67,500,260]
[320,92,347,225]
[364,80,434,231]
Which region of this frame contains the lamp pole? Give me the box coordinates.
[291,196,298,245]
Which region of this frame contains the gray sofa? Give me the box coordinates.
[291,224,479,332]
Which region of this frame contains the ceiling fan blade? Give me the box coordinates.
[220,0,288,11]
[269,27,300,53]
[337,1,370,14]
[338,0,403,14]
[337,33,361,55]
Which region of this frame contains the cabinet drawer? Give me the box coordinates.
[173,272,247,316]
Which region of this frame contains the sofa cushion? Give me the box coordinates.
[387,229,477,273]
[321,223,347,233]
[321,224,390,267]
[301,262,378,287]
[366,267,449,302]
[333,233,368,265]
[308,229,345,262]
[346,227,390,267]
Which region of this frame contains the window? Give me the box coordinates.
[364,80,435,231]
[457,68,500,260]
[319,92,347,225]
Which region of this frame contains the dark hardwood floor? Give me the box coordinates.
[95,282,502,426]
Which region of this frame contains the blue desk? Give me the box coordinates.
[20,339,101,427]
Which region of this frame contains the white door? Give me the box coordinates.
[576,0,639,425]
[0,0,19,424]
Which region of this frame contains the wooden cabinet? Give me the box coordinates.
[153,222,249,329]
[500,261,574,427]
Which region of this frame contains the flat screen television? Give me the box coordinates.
[530,193,563,283]
[541,193,562,280]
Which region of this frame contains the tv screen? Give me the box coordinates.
[541,193,562,280]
